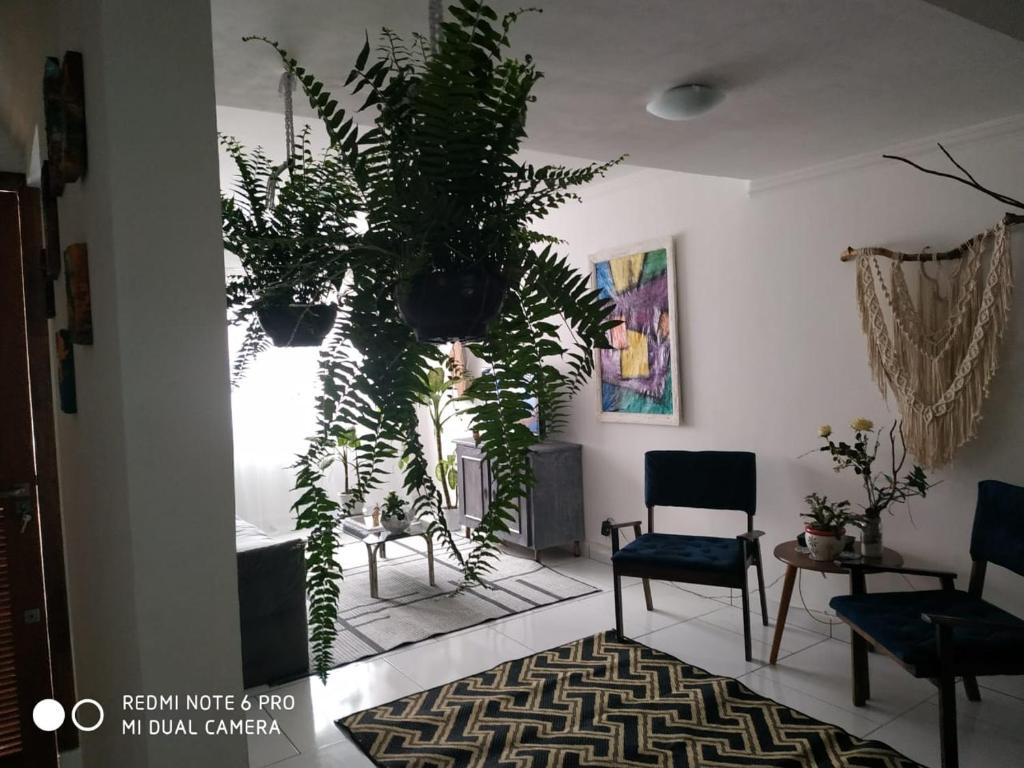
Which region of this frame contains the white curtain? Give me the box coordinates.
[229,328,325,534]
[227,289,472,533]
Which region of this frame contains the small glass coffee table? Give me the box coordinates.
[341,516,436,599]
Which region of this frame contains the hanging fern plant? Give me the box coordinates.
[221,127,362,382]
[241,0,621,678]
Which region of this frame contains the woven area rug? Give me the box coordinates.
[338,630,920,768]
[325,533,597,668]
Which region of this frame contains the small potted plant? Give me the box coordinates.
[380,491,411,534]
[801,493,852,561]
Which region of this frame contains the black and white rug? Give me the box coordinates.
[339,630,920,767]
[326,532,597,667]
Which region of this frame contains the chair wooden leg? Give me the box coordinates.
[939,670,959,767]
[963,675,981,702]
[740,572,752,662]
[754,541,768,626]
[937,625,959,768]
[613,571,624,641]
[851,631,870,706]
[642,578,653,611]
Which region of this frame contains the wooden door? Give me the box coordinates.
[0,184,60,767]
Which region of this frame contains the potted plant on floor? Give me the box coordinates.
[801,493,852,561]
[380,491,411,534]
[244,0,620,678]
[809,419,933,558]
[333,427,362,514]
[221,127,361,382]
[420,366,462,511]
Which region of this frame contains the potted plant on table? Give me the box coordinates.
[221,127,361,382]
[809,419,933,558]
[801,493,853,561]
[380,491,411,534]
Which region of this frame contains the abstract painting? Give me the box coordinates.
[592,238,680,424]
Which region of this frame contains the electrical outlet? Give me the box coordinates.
[600,518,613,537]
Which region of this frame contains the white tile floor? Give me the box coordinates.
[248,551,1024,767]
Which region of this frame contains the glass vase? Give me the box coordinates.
[862,515,883,559]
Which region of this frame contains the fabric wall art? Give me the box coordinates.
[591,238,680,425]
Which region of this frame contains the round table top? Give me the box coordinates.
[773,539,903,574]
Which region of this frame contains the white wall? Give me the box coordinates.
[35,2,248,766]
[540,127,1024,617]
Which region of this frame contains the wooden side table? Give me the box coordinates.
[769,540,903,664]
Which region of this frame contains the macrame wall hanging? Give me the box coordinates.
[844,218,1016,467]
[841,144,1024,468]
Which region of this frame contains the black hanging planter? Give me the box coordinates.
[256,303,337,347]
[395,265,507,343]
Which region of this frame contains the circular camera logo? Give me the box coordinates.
[32,699,65,732]
[33,699,104,732]
[72,699,104,732]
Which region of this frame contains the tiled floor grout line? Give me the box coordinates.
[979,682,1024,703]
[767,634,830,664]
[264,706,302,763]
[381,656,434,692]
[858,695,936,740]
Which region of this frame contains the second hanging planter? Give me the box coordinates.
[256,303,338,347]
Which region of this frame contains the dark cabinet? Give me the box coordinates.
[454,439,584,558]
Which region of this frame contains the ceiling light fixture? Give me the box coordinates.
[646,84,724,121]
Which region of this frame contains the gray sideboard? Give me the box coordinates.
[454,438,584,559]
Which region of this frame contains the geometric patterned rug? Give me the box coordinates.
[338,630,921,767]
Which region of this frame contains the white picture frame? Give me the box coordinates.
[590,237,680,425]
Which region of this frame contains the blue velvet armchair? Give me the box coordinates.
[610,451,768,661]
[830,480,1024,768]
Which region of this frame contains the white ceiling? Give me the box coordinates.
[211,0,1024,181]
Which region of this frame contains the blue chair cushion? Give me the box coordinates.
[612,533,744,573]
[830,589,1024,675]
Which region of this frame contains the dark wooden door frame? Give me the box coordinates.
[0,172,77,753]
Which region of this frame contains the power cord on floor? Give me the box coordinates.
[797,570,843,630]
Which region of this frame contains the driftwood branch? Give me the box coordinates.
[882,142,1024,211]
[841,212,1024,262]
[841,144,1024,262]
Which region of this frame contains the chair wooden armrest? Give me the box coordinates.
[845,561,957,588]
[736,530,765,542]
[922,613,1024,631]
[843,561,957,594]
[608,520,644,554]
